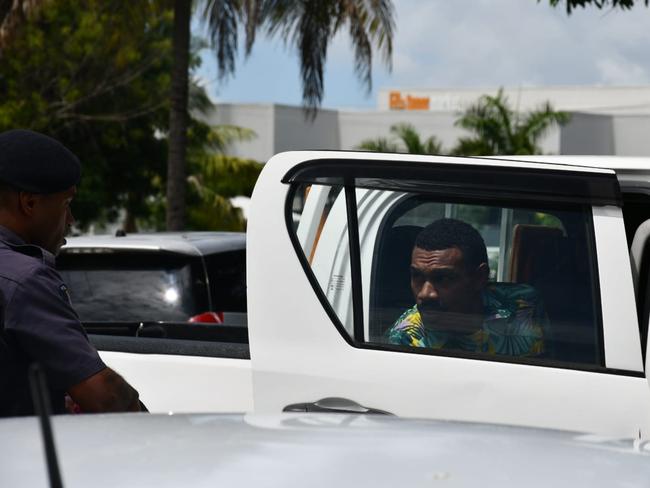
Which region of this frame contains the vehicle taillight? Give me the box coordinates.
[188,311,224,324]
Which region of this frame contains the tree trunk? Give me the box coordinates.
[166,0,191,230]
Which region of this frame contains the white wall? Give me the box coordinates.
[378,85,650,115]
[560,113,615,155]
[273,105,340,153]
[613,116,650,156]
[204,104,275,162]
[205,102,650,162]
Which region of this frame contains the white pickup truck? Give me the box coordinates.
[94,152,650,439]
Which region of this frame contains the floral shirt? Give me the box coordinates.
[386,283,546,357]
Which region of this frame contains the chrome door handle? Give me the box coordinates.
[283,397,394,415]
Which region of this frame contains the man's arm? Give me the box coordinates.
[67,367,141,413]
[6,265,144,412]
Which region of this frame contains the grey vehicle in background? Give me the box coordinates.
[56,232,247,329]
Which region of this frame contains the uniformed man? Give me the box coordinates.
[0,129,142,416]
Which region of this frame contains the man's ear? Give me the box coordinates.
[474,263,490,288]
[17,191,38,217]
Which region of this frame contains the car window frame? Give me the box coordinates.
[284,159,642,377]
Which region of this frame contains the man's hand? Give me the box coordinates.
[67,367,142,413]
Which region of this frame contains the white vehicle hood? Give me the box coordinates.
[2,413,649,487]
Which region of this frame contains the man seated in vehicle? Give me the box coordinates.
[386,218,546,356]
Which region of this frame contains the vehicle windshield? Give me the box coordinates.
[57,252,201,322]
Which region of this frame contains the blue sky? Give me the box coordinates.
[194,0,650,110]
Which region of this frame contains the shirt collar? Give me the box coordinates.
[0,225,27,246]
[0,224,56,268]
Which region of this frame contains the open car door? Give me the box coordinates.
[247,151,650,438]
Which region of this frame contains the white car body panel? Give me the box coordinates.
[2,413,650,488]
[247,151,650,438]
[593,206,644,371]
[100,351,253,413]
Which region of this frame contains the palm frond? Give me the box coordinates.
[364,0,395,67]
[206,124,257,152]
[200,0,241,79]
[423,136,442,155]
[258,0,395,113]
[189,77,214,114]
[345,2,373,91]
[241,0,262,54]
[519,102,570,143]
[192,153,262,197]
[454,88,568,155]
[390,123,423,153]
[545,0,645,15]
[294,1,333,111]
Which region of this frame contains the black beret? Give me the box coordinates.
[0,129,81,193]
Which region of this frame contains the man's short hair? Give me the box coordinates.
[415,218,489,272]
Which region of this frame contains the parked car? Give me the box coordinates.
[2,412,650,487]
[57,232,247,326]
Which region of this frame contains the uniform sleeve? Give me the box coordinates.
[4,264,106,390]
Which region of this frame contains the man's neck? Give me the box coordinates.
[0,217,30,244]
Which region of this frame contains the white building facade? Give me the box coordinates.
[207,85,650,162]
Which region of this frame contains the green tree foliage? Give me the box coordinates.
[544,0,648,14]
[0,0,172,228]
[185,121,262,231]
[166,0,396,230]
[358,123,443,154]
[140,121,263,232]
[187,155,262,231]
[452,89,570,156]
[0,0,260,232]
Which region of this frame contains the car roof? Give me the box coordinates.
[2,413,648,487]
[486,155,650,188]
[61,232,246,257]
[489,155,650,172]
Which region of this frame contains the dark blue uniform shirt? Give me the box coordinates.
[0,225,105,416]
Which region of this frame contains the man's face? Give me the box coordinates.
[29,186,76,255]
[410,246,487,332]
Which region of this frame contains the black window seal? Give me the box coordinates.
[585,208,607,368]
[89,334,250,359]
[345,180,365,342]
[283,161,644,377]
[620,189,650,363]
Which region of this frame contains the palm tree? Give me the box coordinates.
[451,89,570,156]
[358,123,443,154]
[167,0,395,230]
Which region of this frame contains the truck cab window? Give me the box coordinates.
[292,183,354,334]
[288,177,603,368]
[368,195,601,366]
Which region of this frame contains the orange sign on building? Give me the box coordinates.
[389,91,430,111]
